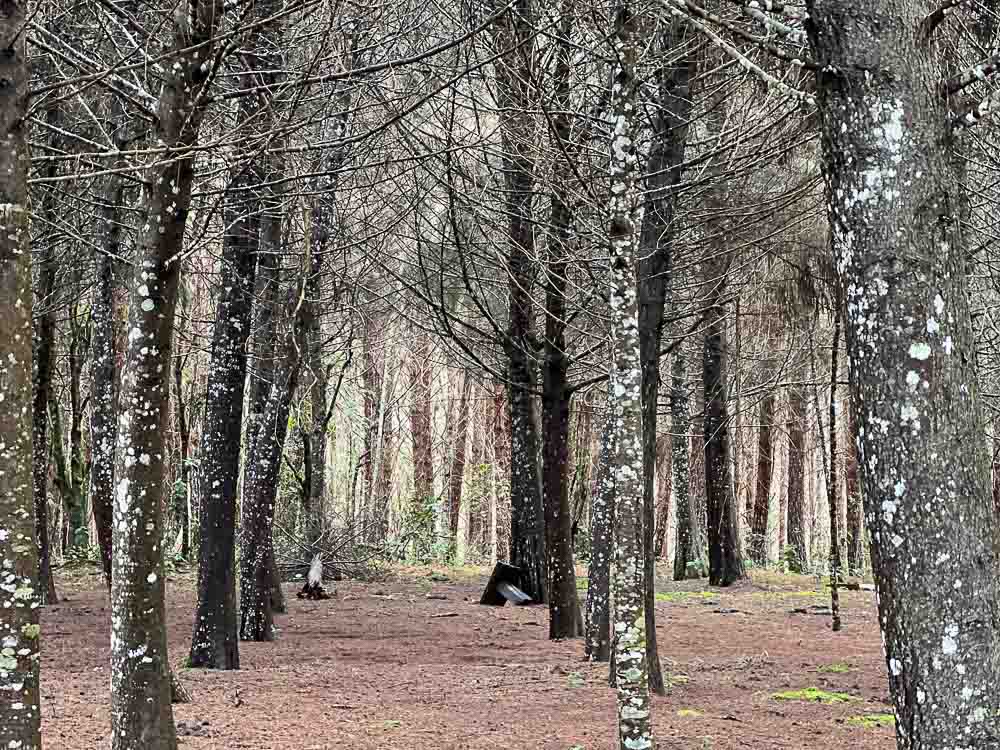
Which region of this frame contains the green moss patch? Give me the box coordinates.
[771,687,858,704]
[663,673,689,690]
[847,714,895,729]
[655,591,716,603]
[817,662,852,674]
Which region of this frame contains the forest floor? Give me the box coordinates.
[41,564,895,749]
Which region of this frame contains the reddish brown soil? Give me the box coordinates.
[41,567,895,749]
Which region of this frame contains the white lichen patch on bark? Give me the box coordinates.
[810,0,1000,743]
[605,6,653,750]
[0,68,41,748]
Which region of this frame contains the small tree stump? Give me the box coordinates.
[297,553,332,600]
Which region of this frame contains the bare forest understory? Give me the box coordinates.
[43,566,893,749]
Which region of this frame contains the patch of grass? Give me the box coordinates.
[576,577,589,591]
[567,671,585,688]
[771,687,859,704]
[676,709,703,718]
[817,662,852,674]
[655,591,716,603]
[847,714,895,729]
[664,673,690,689]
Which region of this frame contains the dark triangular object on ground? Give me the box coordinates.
[480,561,538,606]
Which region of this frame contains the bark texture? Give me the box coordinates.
[750,392,775,564]
[606,6,652,748]
[0,10,41,743]
[636,16,692,686]
[809,0,1000,741]
[110,0,222,745]
[542,1,581,639]
[671,354,692,581]
[492,0,546,603]
[845,397,863,573]
[785,389,807,572]
[702,282,744,586]
[30,100,59,606]
[585,403,615,662]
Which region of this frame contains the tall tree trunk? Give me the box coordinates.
[786,389,807,573]
[90,158,125,589]
[188,49,278,669]
[361,319,385,538]
[491,385,512,563]
[703,301,744,586]
[30,99,59,606]
[808,0,1000,738]
[301,72,354,548]
[822,316,842,631]
[187,219,255,666]
[541,2,581,639]
[845,397,863,574]
[110,1,222,745]
[249,252,286,620]
[636,16,692,690]
[304,324,328,549]
[750,392,775,564]
[571,402,594,535]
[449,372,472,543]
[585,400,614,662]
[54,312,89,552]
[172,357,191,559]
[653,435,671,558]
[492,0,546,603]
[606,6,652,746]
[0,14,42,742]
[689,375,707,565]
[409,333,434,550]
[994,420,1000,521]
[240,260,312,641]
[671,355,692,580]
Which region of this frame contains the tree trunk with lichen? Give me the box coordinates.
[637,15,692,688]
[240,281,307,641]
[653,435,671,557]
[188,0,283,667]
[110,0,223,745]
[671,354,692,581]
[0,11,42,744]
[542,1,582,639]
[187,181,256,668]
[491,0,546,604]
[30,96,59,607]
[809,0,1000,741]
[845,401,863,573]
[606,5,653,748]
[585,401,615,662]
[90,150,125,589]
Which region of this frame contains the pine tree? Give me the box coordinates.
[0,4,42,743]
